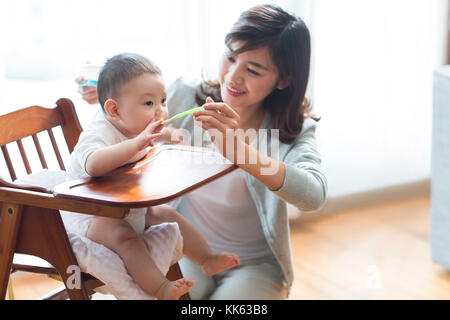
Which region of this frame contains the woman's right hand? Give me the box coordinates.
[75,76,99,105]
[156,124,189,145]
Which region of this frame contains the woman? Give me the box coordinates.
[78,4,327,300]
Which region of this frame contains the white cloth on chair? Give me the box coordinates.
[15,170,184,300]
[67,222,183,299]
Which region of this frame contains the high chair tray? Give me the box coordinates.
[53,145,237,207]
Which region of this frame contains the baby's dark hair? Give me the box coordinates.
[97,53,161,109]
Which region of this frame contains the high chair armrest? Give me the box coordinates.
[0,186,129,218]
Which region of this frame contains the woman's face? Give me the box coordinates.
[218,42,281,112]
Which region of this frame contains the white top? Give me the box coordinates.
[179,151,272,261]
[68,110,148,180]
[63,110,149,235]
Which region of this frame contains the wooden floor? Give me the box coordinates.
[289,195,450,299]
[6,195,450,300]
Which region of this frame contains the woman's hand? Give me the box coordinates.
[193,97,241,162]
[156,124,189,145]
[75,76,99,105]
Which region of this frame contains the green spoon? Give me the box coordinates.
[162,106,204,125]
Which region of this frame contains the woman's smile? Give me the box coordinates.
[225,83,246,97]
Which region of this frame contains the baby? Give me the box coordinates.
[63,53,240,299]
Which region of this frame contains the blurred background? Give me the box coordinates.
[0,0,448,209]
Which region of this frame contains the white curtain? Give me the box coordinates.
[0,0,305,118]
[311,0,448,198]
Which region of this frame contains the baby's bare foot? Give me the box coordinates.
[155,278,195,300]
[202,252,240,276]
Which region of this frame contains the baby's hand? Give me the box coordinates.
[134,119,164,151]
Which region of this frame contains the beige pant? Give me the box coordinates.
[179,255,288,300]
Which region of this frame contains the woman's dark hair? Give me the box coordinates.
[97,53,161,109]
[196,4,318,144]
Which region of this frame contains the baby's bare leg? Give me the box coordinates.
[146,205,240,276]
[86,216,193,299]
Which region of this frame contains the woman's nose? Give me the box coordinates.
[228,64,244,84]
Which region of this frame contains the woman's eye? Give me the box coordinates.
[226,54,235,62]
[248,68,260,76]
[145,101,153,106]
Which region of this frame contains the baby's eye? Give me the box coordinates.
[161,98,166,105]
[145,101,153,106]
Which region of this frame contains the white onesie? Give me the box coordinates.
[61,110,149,236]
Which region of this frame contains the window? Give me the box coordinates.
[0,0,304,118]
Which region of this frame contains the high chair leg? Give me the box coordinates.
[0,203,23,300]
[7,277,14,300]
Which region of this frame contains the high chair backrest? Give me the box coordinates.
[0,98,82,181]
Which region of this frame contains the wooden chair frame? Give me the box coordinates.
[0,98,187,300]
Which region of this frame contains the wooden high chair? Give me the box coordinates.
[0,98,232,300]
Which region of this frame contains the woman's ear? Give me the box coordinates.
[104,99,120,120]
[276,77,291,90]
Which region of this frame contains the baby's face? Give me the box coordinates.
[115,73,168,137]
